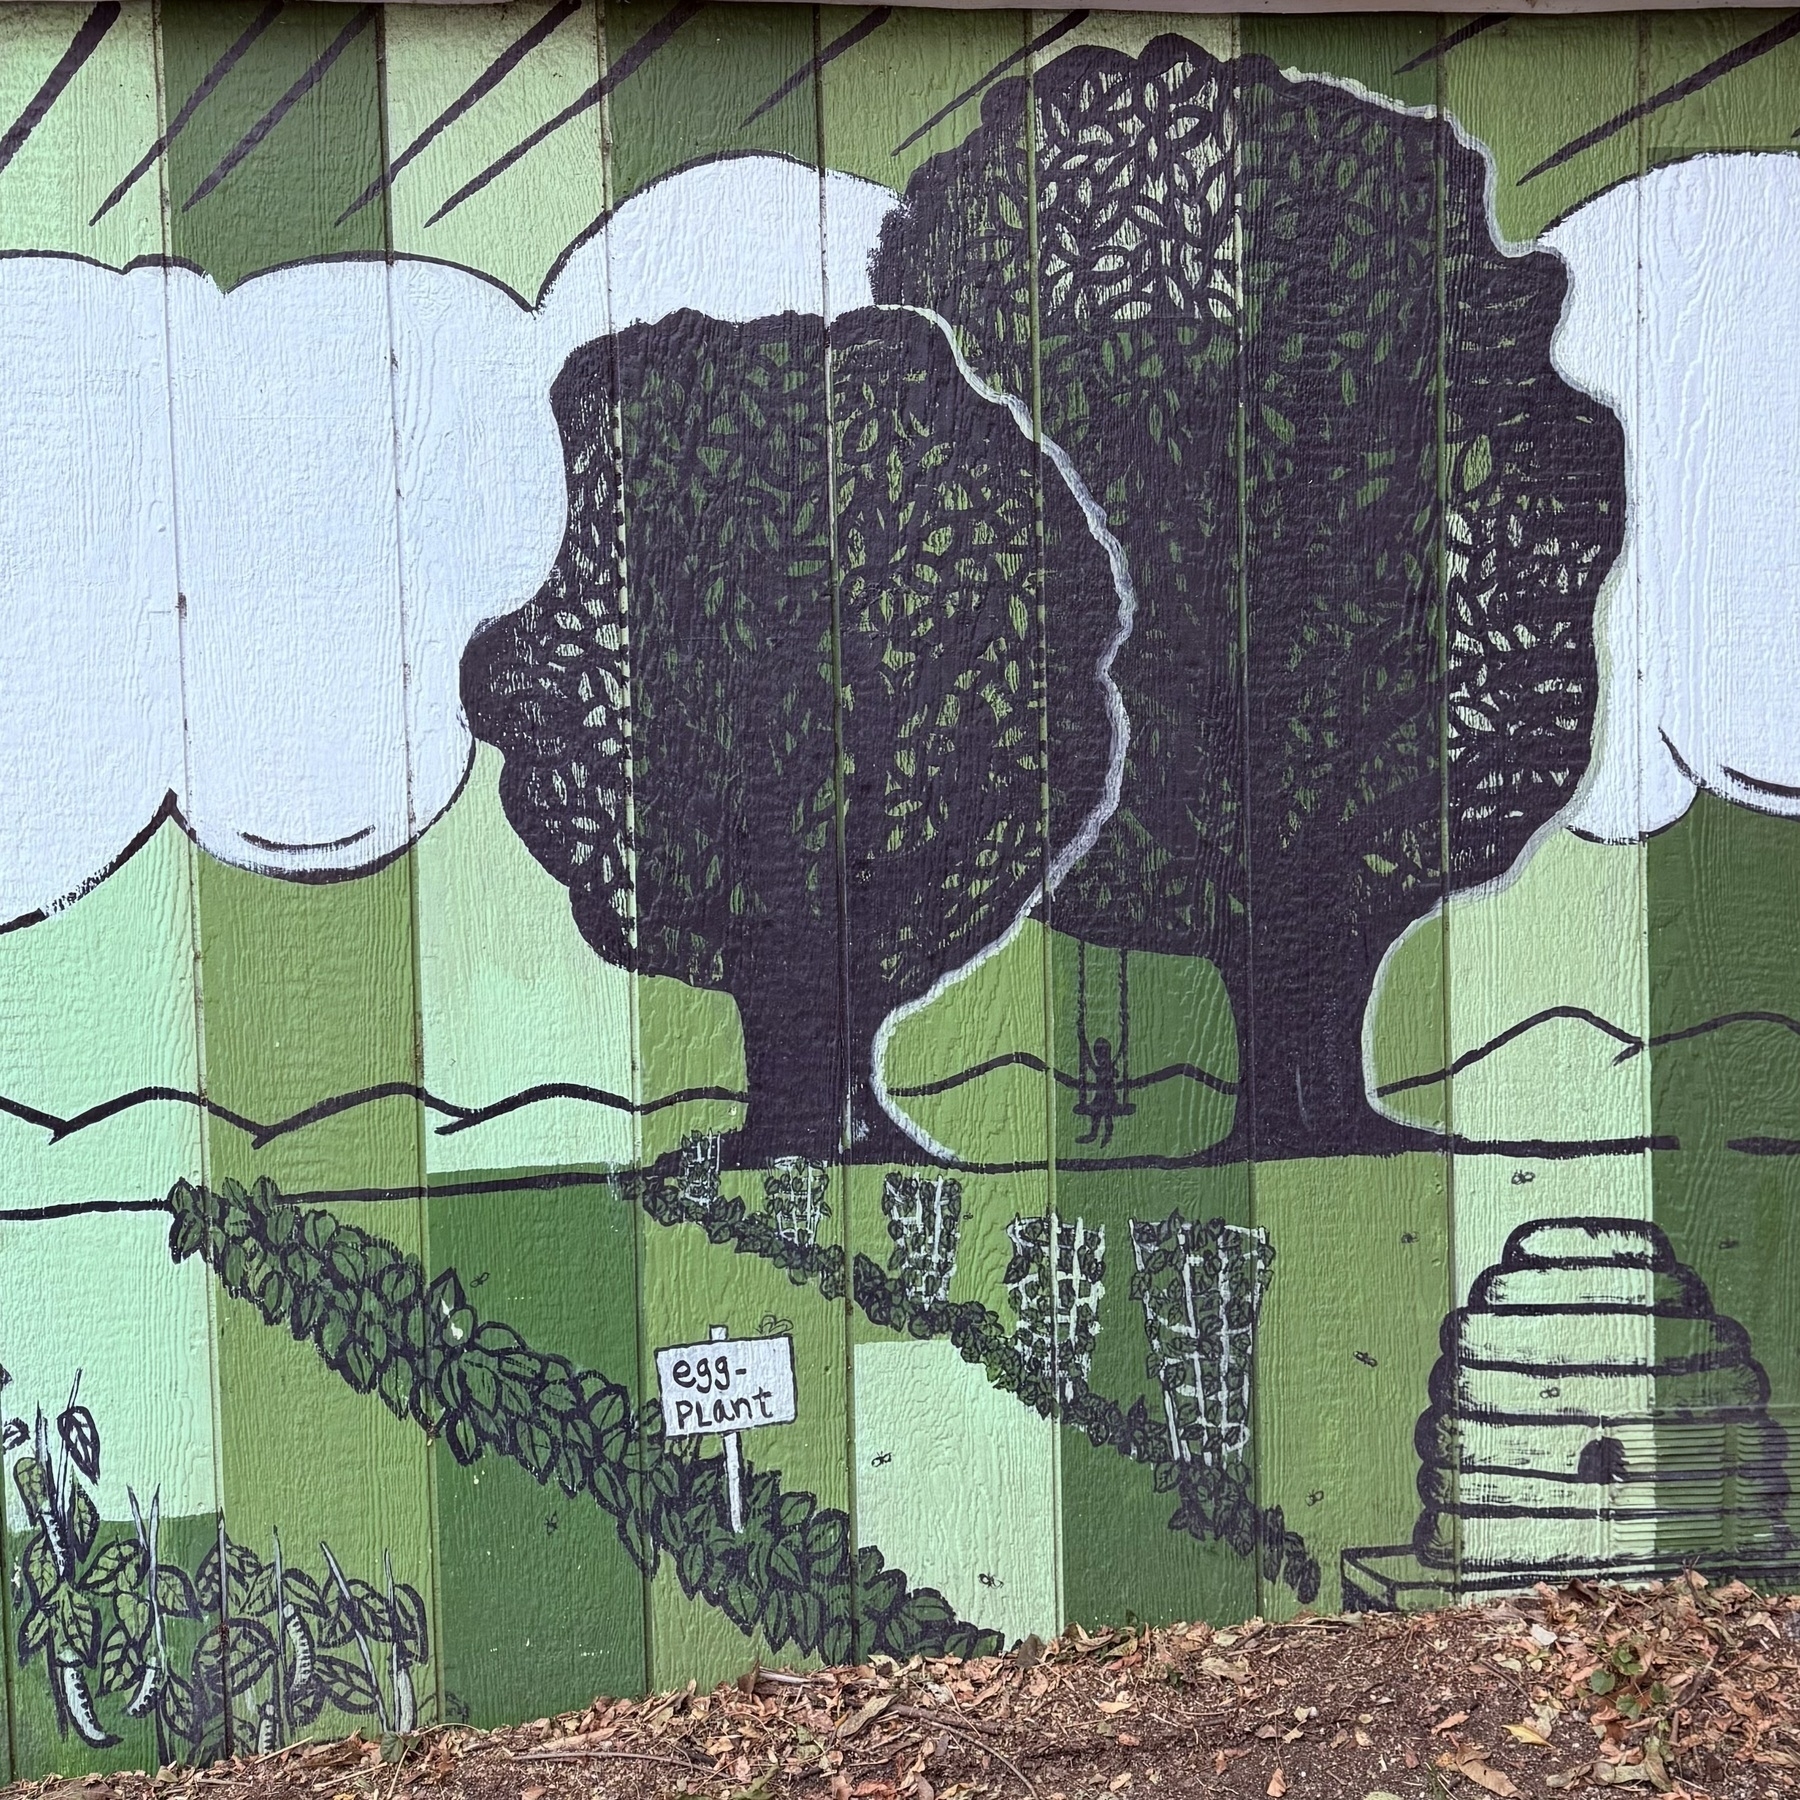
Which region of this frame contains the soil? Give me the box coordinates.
[12,1576,1800,1800]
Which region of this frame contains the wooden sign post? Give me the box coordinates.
[655,1325,798,1534]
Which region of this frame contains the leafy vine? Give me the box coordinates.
[164,1176,1000,1667]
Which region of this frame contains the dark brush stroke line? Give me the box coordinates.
[0,1197,171,1224]
[888,1049,1237,1100]
[43,1086,264,1144]
[239,822,374,854]
[425,0,703,228]
[1723,760,1800,801]
[1731,1136,1800,1156]
[1393,14,1504,76]
[0,1124,1676,1220]
[742,6,893,130]
[0,2,121,184]
[1380,1001,1800,1095]
[0,1135,1688,1225]
[0,1093,76,1136]
[1521,10,1800,184]
[244,1080,452,1147]
[181,3,377,214]
[0,1076,749,1151]
[335,0,583,226]
[1627,1009,1800,1062]
[435,1079,746,1136]
[1457,1402,1773,1433]
[210,1128,1682,1204]
[892,10,1088,159]
[1375,1004,1642,1098]
[0,792,183,939]
[1454,1455,1747,1487]
[946,1132,1679,1175]
[90,0,284,226]
[1459,1348,1748,1378]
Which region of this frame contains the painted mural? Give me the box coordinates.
[2,0,1800,1776]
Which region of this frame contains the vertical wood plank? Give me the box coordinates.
[0,4,224,1776]
[837,7,1068,1655]
[385,0,656,1724]
[158,0,437,1750]
[1026,14,1268,1634]
[1436,15,1654,1606]
[1633,9,1800,1583]
[1235,13,1450,1623]
[594,0,857,1687]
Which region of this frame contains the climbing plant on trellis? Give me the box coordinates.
[881,1173,962,1307]
[1005,1214,1107,1401]
[1128,1212,1273,1468]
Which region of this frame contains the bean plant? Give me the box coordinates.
[5,1372,427,1763]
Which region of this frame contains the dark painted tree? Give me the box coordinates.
[462,307,1121,1163]
[871,38,1627,1154]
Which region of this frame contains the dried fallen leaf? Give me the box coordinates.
[520,1787,545,1800]
[837,1695,894,1742]
[1504,1722,1551,1746]
[1200,1656,1251,1683]
[1466,1762,1520,1797]
[1096,1696,1134,1716]
[1434,1710,1472,1734]
[1266,1772,1287,1798]
[1436,1750,1520,1797]
[1108,1776,1132,1792]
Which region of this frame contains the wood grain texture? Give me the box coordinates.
[1638,10,1800,1581]
[160,0,437,1749]
[2,6,1800,1774]
[0,8,217,1778]
[1235,12,1449,1620]
[839,8,1065,1650]
[1440,15,1656,1598]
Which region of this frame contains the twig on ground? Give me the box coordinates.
[890,1705,1040,1800]
[510,1749,709,1771]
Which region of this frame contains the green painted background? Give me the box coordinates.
[1,0,1798,1777]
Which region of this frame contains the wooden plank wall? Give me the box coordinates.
[0,0,1798,1775]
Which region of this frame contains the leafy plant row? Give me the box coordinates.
[851,1255,1320,1603]
[165,1178,999,1667]
[617,1145,1320,1604]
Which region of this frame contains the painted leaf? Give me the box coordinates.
[67,1483,99,1563]
[95,1622,143,1698]
[316,1652,381,1715]
[154,1563,204,1621]
[81,1537,148,1597]
[21,1530,61,1602]
[51,1586,102,1667]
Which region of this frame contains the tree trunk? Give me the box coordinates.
[1217,888,1440,1161]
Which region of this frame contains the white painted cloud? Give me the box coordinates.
[1547,153,1800,842]
[0,153,896,922]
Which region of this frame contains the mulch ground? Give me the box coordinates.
[15,1576,1800,1800]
